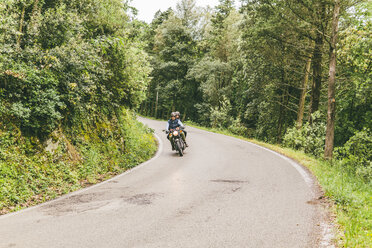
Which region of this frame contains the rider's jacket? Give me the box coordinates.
[166,119,184,130]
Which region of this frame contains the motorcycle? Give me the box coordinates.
[165,127,186,156]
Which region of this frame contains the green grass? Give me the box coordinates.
[0,109,157,215]
[185,121,371,248]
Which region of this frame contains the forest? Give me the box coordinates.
[141,0,371,176]
[0,0,371,246]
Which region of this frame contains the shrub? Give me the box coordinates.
[283,111,326,157]
[335,128,372,181]
[210,97,233,129]
[1,66,65,137]
[228,117,249,136]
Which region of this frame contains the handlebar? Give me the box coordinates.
[163,127,185,134]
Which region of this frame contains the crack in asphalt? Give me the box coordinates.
[210,179,249,184]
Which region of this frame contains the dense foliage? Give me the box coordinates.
[0,0,156,212]
[140,1,370,245]
[283,111,326,157]
[0,109,156,213]
[141,0,371,176]
[0,0,151,137]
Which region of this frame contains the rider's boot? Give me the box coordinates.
[181,133,188,147]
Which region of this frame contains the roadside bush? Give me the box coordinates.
[228,117,249,136]
[194,102,212,126]
[0,66,65,137]
[283,111,326,157]
[210,97,233,129]
[335,128,372,181]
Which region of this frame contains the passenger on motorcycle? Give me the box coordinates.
[175,111,187,138]
[166,112,188,150]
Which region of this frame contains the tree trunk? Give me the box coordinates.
[308,4,326,122]
[277,68,288,143]
[155,90,159,118]
[324,0,340,159]
[309,32,323,118]
[149,97,154,117]
[30,0,40,27]
[33,0,39,11]
[278,87,289,143]
[182,111,186,122]
[297,56,312,128]
[16,4,26,47]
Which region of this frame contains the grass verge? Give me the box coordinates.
[0,109,157,215]
[185,121,371,248]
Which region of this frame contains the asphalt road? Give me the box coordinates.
[0,118,332,248]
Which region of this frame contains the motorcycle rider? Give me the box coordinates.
[166,112,188,150]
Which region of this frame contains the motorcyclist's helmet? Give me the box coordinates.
[175,111,180,117]
[170,112,176,117]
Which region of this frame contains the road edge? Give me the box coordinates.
[188,125,336,248]
[0,133,163,220]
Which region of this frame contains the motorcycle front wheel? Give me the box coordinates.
[177,139,183,156]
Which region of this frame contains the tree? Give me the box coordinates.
[308,1,328,118]
[335,2,372,146]
[187,2,242,127]
[297,56,312,128]
[176,0,197,28]
[141,0,370,154]
[324,0,341,159]
[144,12,199,119]
[0,0,152,136]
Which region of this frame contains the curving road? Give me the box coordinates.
[0,118,332,248]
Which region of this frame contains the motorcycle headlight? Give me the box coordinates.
[173,131,178,136]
